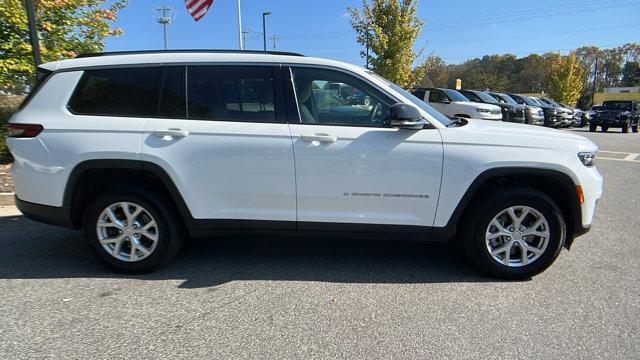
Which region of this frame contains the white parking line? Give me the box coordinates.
[598,151,640,163]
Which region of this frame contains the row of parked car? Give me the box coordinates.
[410,87,640,134]
[411,88,588,128]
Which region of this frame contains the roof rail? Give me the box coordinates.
[75,49,306,58]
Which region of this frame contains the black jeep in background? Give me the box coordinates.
[589,100,640,133]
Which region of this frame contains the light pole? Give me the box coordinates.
[156,5,175,50]
[262,12,271,52]
[25,0,42,67]
[237,0,243,50]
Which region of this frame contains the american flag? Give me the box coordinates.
[185,0,214,22]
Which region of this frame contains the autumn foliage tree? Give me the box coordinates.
[349,0,424,88]
[0,0,128,92]
[545,52,587,105]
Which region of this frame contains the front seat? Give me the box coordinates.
[295,80,317,124]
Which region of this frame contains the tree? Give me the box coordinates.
[546,52,586,106]
[0,0,128,92]
[514,54,548,93]
[415,54,447,87]
[622,61,640,86]
[349,0,424,88]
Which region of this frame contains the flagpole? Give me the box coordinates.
[237,0,243,50]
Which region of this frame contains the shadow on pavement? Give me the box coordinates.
[570,128,627,134]
[0,215,502,288]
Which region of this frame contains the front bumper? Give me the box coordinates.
[592,119,629,127]
[479,113,503,121]
[544,115,562,127]
[526,113,545,125]
[576,165,603,229]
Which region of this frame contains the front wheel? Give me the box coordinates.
[83,187,183,273]
[463,187,566,279]
[622,124,629,133]
[589,124,597,132]
[601,126,609,132]
[632,124,638,133]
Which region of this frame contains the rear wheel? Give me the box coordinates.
[589,124,597,132]
[83,187,183,273]
[601,126,609,132]
[463,187,566,279]
[622,124,629,133]
[632,124,638,133]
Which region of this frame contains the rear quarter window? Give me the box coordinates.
[68,67,161,117]
[17,68,53,111]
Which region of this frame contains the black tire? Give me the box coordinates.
[601,126,608,132]
[589,124,596,132]
[632,125,638,133]
[462,186,566,280]
[622,124,629,133]
[83,187,183,273]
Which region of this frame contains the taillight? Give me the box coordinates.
[7,123,43,138]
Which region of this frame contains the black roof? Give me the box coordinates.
[75,49,305,58]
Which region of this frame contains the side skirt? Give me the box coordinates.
[187,220,452,242]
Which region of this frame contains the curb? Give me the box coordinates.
[0,193,15,207]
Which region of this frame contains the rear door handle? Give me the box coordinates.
[300,133,337,143]
[152,129,190,138]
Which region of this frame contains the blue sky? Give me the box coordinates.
[105,0,640,65]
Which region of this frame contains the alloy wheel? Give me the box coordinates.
[96,202,159,262]
[485,206,550,267]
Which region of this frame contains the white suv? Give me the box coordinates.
[7,50,603,279]
[412,88,503,121]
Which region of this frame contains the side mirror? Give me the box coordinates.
[389,103,427,130]
[440,98,451,104]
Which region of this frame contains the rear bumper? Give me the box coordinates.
[15,196,76,229]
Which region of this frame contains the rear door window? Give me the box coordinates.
[68,67,160,117]
[157,66,186,118]
[412,89,426,101]
[429,90,445,103]
[186,66,277,123]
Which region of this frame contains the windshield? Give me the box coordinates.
[442,89,470,102]
[602,101,631,111]
[368,71,453,126]
[544,98,561,107]
[474,91,500,104]
[494,93,518,106]
[522,96,543,106]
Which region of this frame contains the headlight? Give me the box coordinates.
[578,152,596,167]
[476,108,491,113]
[617,111,630,119]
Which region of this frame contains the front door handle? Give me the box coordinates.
[152,129,190,138]
[300,133,337,143]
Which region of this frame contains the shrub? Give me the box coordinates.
[0,95,23,164]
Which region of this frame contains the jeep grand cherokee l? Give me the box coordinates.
[6,50,603,279]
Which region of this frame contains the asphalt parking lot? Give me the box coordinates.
[1,128,639,359]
